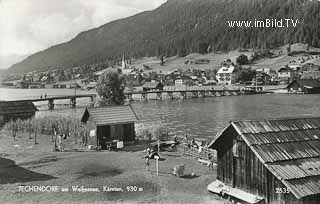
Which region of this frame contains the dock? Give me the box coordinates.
[124,87,263,101]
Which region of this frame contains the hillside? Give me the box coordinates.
[128,43,320,73]
[8,0,320,73]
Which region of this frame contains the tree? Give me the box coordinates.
[236,69,256,83]
[287,44,291,55]
[236,54,249,65]
[96,68,125,106]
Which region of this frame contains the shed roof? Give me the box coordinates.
[209,117,320,199]
[81,105,138,125]
[0,101,38,115]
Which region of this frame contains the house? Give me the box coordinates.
[174,76,193,86]
[288,64,302,71]
[0,101,38,128]
[301,63,320,72]
[80,105,138,150]
[174,78,183,85]
[85,82,97,90]
[254,72,272,85]
[208,117,320,204]
[202,79,217,86]
[216,63,238,85]
[287,79,320,94]
[300,63,320,79]
[278,66,295,84]
[142,82,164,92]
[52,82,81,89]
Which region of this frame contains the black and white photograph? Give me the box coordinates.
[0,0,320,203]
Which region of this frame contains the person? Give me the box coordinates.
[173,135,178,143]
[40,94,42,99]
[145,156,150,172]
[184,134,188,146]
[208,154,214,170]
[144,148,151,172]
[57,134,62,151]
[191,138,195,147]
[45,93,47,99]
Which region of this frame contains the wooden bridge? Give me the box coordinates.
[8,94,96,110]
[124,88,260,101]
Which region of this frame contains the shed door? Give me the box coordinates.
[97,126,111,149]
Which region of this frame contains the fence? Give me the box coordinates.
[182,144,216,162]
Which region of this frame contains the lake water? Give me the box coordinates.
[1,88,320,141]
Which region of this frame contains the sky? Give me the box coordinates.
[0,0,166,68]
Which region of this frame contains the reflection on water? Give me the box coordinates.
[133,94,320,140]
[1,88,320,141]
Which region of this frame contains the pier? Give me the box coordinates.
[124,87,260,101]
[7,94,96,110]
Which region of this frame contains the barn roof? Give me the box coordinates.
[81,105,138,125]
[0,101,38,115]
[209,117,320,199]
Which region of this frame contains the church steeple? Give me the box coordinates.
[121,54,126,70]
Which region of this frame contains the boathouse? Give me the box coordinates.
[287,79,320,94]
[208,117,320,204]
[80,105,138,150]
[142,82,164,92]
[0,101,38,128]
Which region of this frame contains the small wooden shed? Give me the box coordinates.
[80,105,138,150]
[208,117,320,204]
[0,101,38,128]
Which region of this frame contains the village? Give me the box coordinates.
[2,44,320,95]
[1,0,320,202]
[1,43,320,204]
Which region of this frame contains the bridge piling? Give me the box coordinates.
[141,93,148,101]
[156,92,162,100]
[48,99,54,110]
[70,97,76,108]
[180,92,187,100]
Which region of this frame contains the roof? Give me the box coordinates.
[81,105,138,125]
[0,101,38,115]
[288,79,320,88]
[278,67,292,72]
[143,82,162,89]
[209,117,320,199]
[217,65,235,74]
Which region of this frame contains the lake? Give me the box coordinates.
[1,88,320,141]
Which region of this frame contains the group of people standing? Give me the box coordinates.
[40,93,47,99]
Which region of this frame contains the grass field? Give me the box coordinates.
[0,131,226,204]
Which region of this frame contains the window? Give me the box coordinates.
[233,142,239,157]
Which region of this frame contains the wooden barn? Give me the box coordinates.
[142,82,164,92]
[80,105,138,150]
[0,101,38,128]
[208,117,320,204]
[287,79,320,94]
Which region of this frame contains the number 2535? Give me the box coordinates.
[275,187,290,194]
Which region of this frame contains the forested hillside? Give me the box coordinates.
[8,0,320,73]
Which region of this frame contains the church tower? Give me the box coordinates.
[121,54,126,70]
